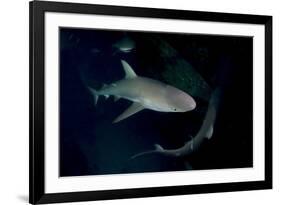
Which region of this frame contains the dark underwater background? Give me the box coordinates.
[59,27,253,177]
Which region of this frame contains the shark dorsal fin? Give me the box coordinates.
[121,60,137,79]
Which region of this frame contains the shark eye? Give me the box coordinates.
[174,108,177,111]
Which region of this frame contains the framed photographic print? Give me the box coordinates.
[29,0,272,204]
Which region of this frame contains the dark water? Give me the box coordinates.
[59,28,253,177]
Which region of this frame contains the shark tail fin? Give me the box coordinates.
[87,84,110,106]
[88,87,99,106]
[130,144,164,160]
[154,144,164,152]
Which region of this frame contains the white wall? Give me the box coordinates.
[0,0,279,204]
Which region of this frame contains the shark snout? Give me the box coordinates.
[187,96,196,111]
[165,85,196,112]
[179,94,196,112]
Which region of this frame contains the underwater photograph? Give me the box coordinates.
[59,27,253,177]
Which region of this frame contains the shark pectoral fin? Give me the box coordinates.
[113,102,144,123]
[120,60,137,79]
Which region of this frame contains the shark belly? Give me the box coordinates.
[138,97,170,112]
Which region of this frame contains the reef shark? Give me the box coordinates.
[88,60,196,123]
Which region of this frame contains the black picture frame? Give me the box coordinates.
[29,0,272,204]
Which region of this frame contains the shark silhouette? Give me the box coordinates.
[112,35,135,54]
[88,60,196,123]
